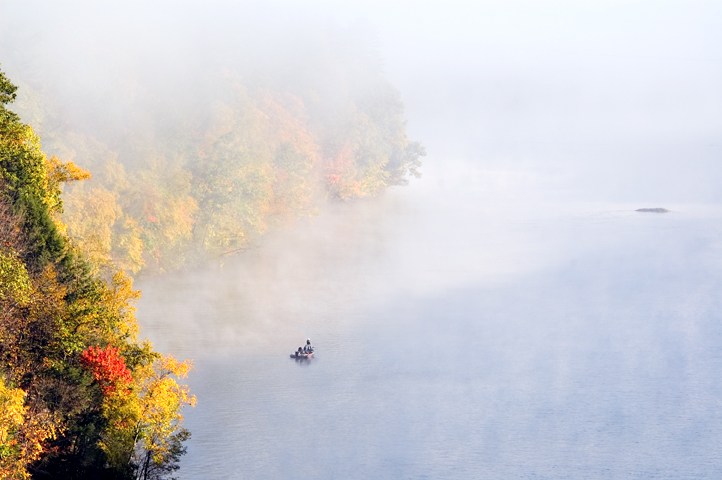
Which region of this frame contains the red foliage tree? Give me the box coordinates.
[80,345,133,394]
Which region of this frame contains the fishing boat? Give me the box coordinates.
[291,339,314,359]
[290,351,314,359]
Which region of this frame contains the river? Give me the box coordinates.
[136,150,722,478]
[135,6,722,476]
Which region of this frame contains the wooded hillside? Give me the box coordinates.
[7,18,425,275]
[1,67,193,480]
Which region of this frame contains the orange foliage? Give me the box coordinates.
[324,145,364,199]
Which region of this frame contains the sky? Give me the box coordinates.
[1,0,721,203]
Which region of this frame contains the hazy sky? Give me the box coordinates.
[326,1,722,203]
[1,0,721,203]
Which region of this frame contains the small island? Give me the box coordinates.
[636,208,670,213]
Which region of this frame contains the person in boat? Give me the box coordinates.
[297,347,303,357]
[304,338,313,354]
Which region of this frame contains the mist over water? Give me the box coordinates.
[136,152,722,478]
[132,3,722,478]
[4,0,722,477]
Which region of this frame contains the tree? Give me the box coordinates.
[80,345,133,395]
[131,355,195,480]
[0,67,195,479]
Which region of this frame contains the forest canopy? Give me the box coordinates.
[2,7,425,275]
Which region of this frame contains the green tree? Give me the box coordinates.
[0,66,195,479]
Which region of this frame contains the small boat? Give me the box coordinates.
[292,339,315,359]
[290,351,314,359]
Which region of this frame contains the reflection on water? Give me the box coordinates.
[136,160,722,479]
[290,357,314,366]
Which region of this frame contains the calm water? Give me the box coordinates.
[136,158,722,479]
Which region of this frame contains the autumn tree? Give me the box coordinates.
[8,22,425,276]
[0,66,194,479]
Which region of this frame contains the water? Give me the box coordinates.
[1,1,718,476]
[136,158,722,479]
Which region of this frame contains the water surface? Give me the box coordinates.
[138,160,722,479]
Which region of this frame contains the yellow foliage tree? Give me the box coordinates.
[132,355,195,474]
[63,185,119,267]
[96,352,195,478]
[0,378,26,478]
[43,155,92,233]
[0,378,60,480]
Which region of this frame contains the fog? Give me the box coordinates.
[2,1,721,201]
[100,0,722,356]
[3,1,722,477]
[375,1,722,203]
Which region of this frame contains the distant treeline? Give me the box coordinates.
[9,20,424,275]
[1,68,193,479]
